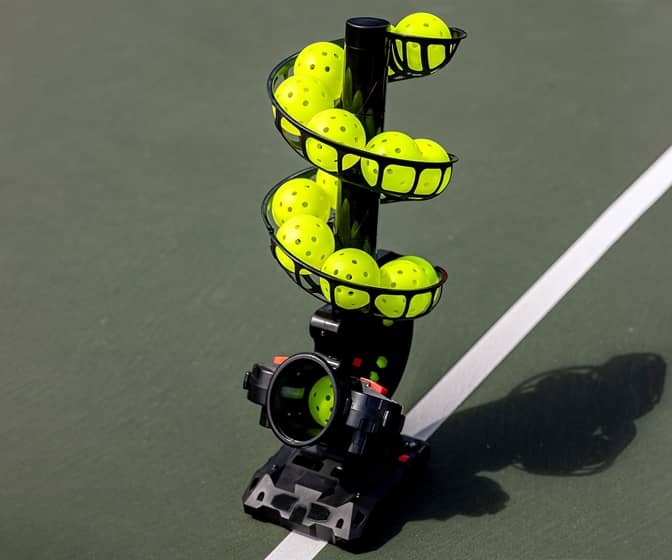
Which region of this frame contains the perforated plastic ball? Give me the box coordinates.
[314,169,339,210]
[294,42,345,101]
[361,131,422,194]
[415,137,451,195]
[398,255,441,305]
[308,375,335,427]
[275,215,334,275]
[398,255,439,284]
[396,12,452,71]
[271,177,331,226]
[306,109,366,172]
[320,248,380,310]
[273,75,334,136]
[376,259,433,318]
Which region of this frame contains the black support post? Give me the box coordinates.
[336,17,390,256]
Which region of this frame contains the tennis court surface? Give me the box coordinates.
[2,1,671,559]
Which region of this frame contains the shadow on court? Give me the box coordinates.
[346,353,666,552]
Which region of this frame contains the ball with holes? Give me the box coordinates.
[376,258,433,318]
[414,137,452,195]
[271,177,331,226]
[306,109,366,172]
[361,131,422,194]
[294,42,345,101]
[314,169,339,210]
[396,12,451,71]
[398,255,439,284]
[273,75,334,136]
[320,248,380,310]
[398,255,441,305]
[275,215,334,275]
[308,375,335,427]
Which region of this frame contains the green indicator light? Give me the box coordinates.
[375,356,388,369]
[382,319,394,327]
[369,371,380,382]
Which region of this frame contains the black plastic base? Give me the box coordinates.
[242,436,429,544]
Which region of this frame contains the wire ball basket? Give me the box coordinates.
[262,169,448,320]
[267,30,465,202]
[387,27,467,79]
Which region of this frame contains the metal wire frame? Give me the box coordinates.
[266,32,465,202]
[261,169,448,320]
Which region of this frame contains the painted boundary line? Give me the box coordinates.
[405,145,672,439]
[265,531,328,560]
[264,146,672,560]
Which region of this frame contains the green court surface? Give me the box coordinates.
[1,1,671,559]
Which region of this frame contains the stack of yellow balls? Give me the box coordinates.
[273,41,370,173]
[273,41,345,135]
[271,178,439,316]
[271,18,450,317]
[317,250,438,318]
[271,176,335,275]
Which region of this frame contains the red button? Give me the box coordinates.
[359,377,388,396]
[398,454,410,463]
[352,357,363,368]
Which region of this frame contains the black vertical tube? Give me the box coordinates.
[336,17,390,255]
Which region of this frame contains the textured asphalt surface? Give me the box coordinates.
[1,1,671,558]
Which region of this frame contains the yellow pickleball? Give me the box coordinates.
[414,137,452,195]
[397,255,439,284]
[396,12,452,71]
[320,248,380,310]
[275,215,334,275]
[271,177,331,226]
[376,258,433,318]
[361,131,422,194]
[314,169,339,210]
[306,109,366,172]
[308,375,335,427]
[398,255,441,305]
[294,42,345,101]
[273,75,334,135]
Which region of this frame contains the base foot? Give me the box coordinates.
[242,436,429,544]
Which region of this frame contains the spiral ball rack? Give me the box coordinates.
[242,16,466,545]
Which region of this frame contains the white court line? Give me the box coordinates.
[264,146,672,560]
[265,531,328,560]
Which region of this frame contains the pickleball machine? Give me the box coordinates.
[242,13,467,544]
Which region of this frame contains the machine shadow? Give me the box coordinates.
[346,352,666,552]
